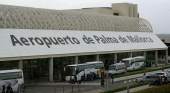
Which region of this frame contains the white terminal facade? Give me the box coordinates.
[0,3,168,85]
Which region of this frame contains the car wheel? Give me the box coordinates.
[154,81,158,85]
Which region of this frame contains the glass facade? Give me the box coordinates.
[0,52,146,85]
[78,55,96,64]
[99,54,114,70]
[53,56,75,81]
[133,52,141,57]
[22,58,49,85]
[0,60,18,70]
[117,53,129,62]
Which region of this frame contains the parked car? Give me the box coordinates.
[136,74,159,84]
[166,70,170,76]
[167,75,170,82]
[154,72,168,77]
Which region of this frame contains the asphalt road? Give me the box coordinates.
[26,85,89,93]
[25,65,169,93]
[25,78,136,93]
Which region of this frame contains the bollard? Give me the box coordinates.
[63,87,64,93]
[78,84,80,91]
[54,89,56,93]
[127,85,129,93]
[101,71,105,86]
[18,84,21,93]
[72,85,73,92]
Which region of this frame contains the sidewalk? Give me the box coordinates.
[36,65,170,93]
[115,84,155,93]
[63,68,169,93]
[65,86,106,93]
[65,84,155,93]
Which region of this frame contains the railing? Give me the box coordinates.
[54,84,80,93]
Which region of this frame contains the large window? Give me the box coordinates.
[0,72,22,80]
[64,66,76,76]
[117,64,125,70]
[89,64,97,69]
[121,60,130,67]
[0,61,18,70]
[113,13,119,16]
[96,63,104,69]
[78,55,96,63]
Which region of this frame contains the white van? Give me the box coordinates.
[108,63,126,75]
[120,56,146,71]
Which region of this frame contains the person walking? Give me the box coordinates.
[74,75,77,84]
[162,67,164,72]
[164,75,168,84]
[143,70,146,76]
[6,84,14,93]
[69,75,72,84]
[21,83,25,93]
[157,76,162,86]
[1,85,5,93]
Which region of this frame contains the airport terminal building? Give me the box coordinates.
[0,3,168,85]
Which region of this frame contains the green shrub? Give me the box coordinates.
[133,83,170,93]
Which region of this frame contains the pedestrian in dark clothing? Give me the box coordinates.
[143,70,146,76]
[21,83,25,93]
[161,76,165,84]
[69,75,72,84]
[74,75,77,83]
[164,76,168,84]
[160,76,163,85]
[157,76,161,86]
[2,85,5,93]
[6,84,14,93]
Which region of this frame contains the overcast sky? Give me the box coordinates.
[0,0,169,34]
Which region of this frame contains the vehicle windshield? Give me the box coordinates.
[142,75,147,78]
[108,66,116,70]
[97,63,104,69]
[121,60,130,67]
[64,66,76,76]
[155,73,165,75]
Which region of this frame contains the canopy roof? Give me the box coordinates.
[0,29,167,61]
[0,4,152,32]
[0,5,165,61]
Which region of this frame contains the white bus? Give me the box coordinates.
[64,61,104,82]
[120,56,146,71]
[0,69,24,92]
[108,63,126,75]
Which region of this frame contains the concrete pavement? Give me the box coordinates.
[32,64,170,93]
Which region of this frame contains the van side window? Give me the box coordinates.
[89,64,97,69]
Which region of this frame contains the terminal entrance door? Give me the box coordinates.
[23,60,35,85]
[53,58,63,81]
[23,59,49,85]
[53,57,75,81]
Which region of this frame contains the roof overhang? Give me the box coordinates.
[0,29,167,61]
